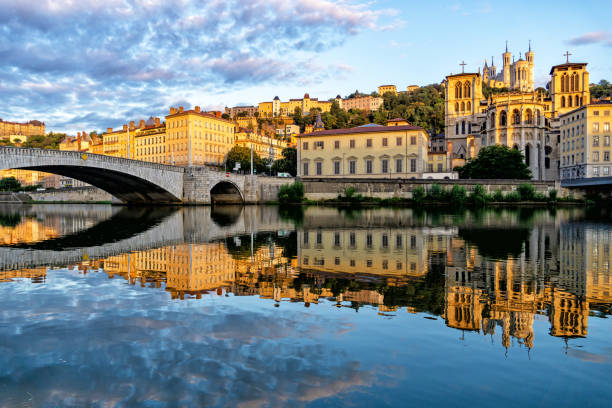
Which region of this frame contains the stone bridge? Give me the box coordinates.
[1,147,293,204]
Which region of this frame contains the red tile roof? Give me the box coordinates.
[298,124,423,137]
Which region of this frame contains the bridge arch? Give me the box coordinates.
[2,147,184,204]
[210,180,244,204]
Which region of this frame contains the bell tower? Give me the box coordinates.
[502,41,512,87]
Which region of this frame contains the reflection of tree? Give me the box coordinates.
[223,231,298,260]
[0,213,21,227]
[458,227,530,259]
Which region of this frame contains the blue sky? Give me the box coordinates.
[1,0,611,133]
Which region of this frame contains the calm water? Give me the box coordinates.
[0,204,611,407]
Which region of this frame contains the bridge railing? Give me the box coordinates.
[1,146,185,173]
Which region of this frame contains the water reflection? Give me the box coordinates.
[1,205,611,406]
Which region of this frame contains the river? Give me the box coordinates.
[0,204,611,407]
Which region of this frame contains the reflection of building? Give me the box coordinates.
[297,228,429,277]
[0,218,62,245]
[0,267,46,283]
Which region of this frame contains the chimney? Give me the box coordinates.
[139,119,145,128]
[107,128,113,133]
[195,106,201,113]
[214,111,221,118]
[169,107,176,115]
[154,117,160,126]
[179,106,184,113]
[123,124,128,131]
[129,121,135,130]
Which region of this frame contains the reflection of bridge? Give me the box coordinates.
[2,147,292,204]
[0,206,295,270]
[561,176,612,195]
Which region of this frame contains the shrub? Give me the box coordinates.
[278,181,304,203]
[492,189,504,202]
[449,185,467,206]
[517,183,535,201]
[504,191,521,202]
[412,186,426,205]
[343,186,356,199]
[428,183,447,202]
[548,189,558,202]
[470,184,488,207]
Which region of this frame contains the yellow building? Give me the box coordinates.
[102,123,135,158]
[236,116,258,131]
[426,152,449,173]
[0,118,45,139]
[234,129,288,161]
[297,124,429,178]
[258,93,333,118]
[377,85,397,96]
[559,102,612,179]
[340,95,384,112]
[133,118,166,163]
[165,106,235,166]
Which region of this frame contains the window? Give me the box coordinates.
[334,160,341,174]
[437,163,443,172]
[303,162,309,176]
[411,136,417,145]
[349,160,356,174]
[366,260,372,267]
[334,232,340,246]
[316,161,322,175]
[334,140,340,149]
[366,233,373,248]
[593,152,599,162]
[605,152,610,162]
[314,141,324,149]
[303,142,309,150]
[395,234,403,249]
[382,260,388,270]
[382,138,388,147]
[605,136,610,146]
[366,139,372,147]
[604,167,610,176]
[593,135,600,147]
[335,257,340,265]
[593,123,600,132]
[428,163,434,172]
[594,110,600,116]
[396,137,402,146]
[604,123,610,132]
[350,259,355,267]
[366,159,373,174]
[349,232,356,247]
[594,166,600,176]
[382,234,388,248]
[410,159,417,172]
[303,232,309,244]
[396,158,403,172]
[350,139,355,148]
[316,231,322,245]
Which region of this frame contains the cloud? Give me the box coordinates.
[0,0,401,132]
[566,31,612,46]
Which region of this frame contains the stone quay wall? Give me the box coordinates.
[27,187,121,203]
[300,178,572,200]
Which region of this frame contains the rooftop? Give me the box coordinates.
[298,124,422,137]
[549,62,587,74]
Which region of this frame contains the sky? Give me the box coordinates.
[1,0,611,133]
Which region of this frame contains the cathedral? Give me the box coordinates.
[442,43,591,181]
[482,41,535,92]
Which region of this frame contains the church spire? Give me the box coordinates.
[528,39,531,52]
[505,40,508,52]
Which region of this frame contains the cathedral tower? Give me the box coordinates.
[502,41,512,87]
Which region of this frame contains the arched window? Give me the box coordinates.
[575,95,580,107]
[490,112,496,129]
[512,109,521,125]
[455,102,459,112]
[468,123,472,133]
[461,121,466,134]
[500,111,507,126]
[565,75,570,92]
[561,96,566,108]
[570,75,574,92]
[456,123,459,134]
[568,97,573,107]
[526,109,533,124]
[467,101,471,111]
[461,102,465,111]
[455,82,462,99]
[464,81,471,98]
[561,74,567,92]
[525,145,531,166]
[536,110,541,126]
[573,73,579,91]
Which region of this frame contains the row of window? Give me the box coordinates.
[302,136,417,150]
[560,95,583,108]
[302,158,418,176]
[168,119,233,133]
[303,231,420,249]
[489,109,542,128]
[563,166,611,178]
[559,72,581,93]
[454,81,472,99]
[562,151,611,165]
[302,256,416,271]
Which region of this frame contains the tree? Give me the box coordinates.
[0,177,22,192]
[590,79,611,99]
[226,146,266,174]
[271,147,297,176]
[455,145,532,179]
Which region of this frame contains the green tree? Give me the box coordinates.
[271,147,297,176]
[590,79,611,99]
[0,177,22,192]
[226,146,266,174]
[455,145,532,179]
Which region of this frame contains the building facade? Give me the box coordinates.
[482,42,535,92]
[297,124,429,178]
[339,95,384,112]
[258,94,334,118]
[0,118,45,139]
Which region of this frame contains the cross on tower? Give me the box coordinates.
[460,61,466,73]
[564,51,572,63]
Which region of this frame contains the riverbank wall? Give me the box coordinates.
[300,178,577,200]
[26,187,121,203]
